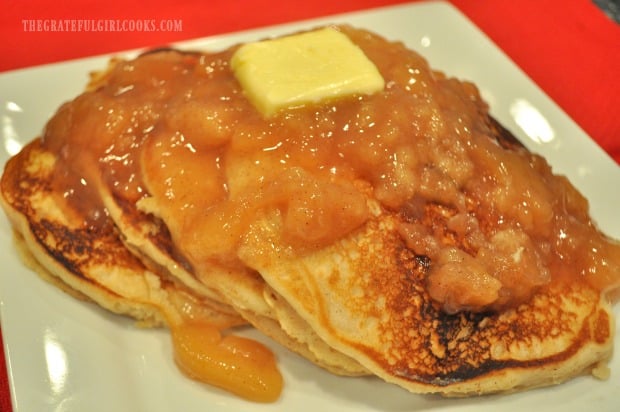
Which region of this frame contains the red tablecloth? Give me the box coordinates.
[1,1,618,410]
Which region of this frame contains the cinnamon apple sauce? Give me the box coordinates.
[171,321,283,402]
[42,26,620,312]
[39,25,620,394]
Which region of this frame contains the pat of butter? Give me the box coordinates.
[231,27,385,117]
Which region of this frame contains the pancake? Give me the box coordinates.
[99,153,370,375]
[1,24,619,400]
[239,212,616,395]
[0,139,245,329]
[79,48,374,376]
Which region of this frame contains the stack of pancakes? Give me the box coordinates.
[1,26,619,398]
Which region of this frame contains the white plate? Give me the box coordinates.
[1,2,619,411]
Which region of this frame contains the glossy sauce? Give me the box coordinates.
[171,322,282,402]
[42,26,620,316]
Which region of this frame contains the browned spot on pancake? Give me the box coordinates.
[31,217,143,285]
[326,218,608,386]
[593,309,610,344]
[3,140,245,329]
[487,115,526,151]
[1,143,140,285]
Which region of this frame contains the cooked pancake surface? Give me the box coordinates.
[239,213,615,394]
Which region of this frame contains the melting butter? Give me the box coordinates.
[231,27,385,117]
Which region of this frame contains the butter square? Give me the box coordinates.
[230,27,385,117]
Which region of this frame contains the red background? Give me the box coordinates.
[1,1,619,410]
